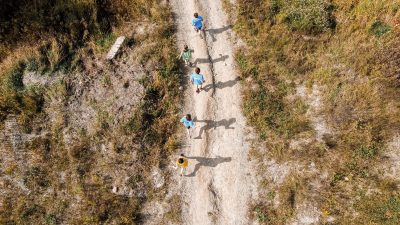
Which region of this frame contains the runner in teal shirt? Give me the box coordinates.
[180,114,195,138]
[191,67,205,93]
[192,13,205,38]
[180,114,195,128]
[192,13,204,31]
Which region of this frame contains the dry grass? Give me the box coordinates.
[0,0,182,224]
[163,194,183,224]
[227,0,400,224]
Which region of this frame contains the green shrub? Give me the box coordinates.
[370,20,391,37]
[24,166,50,189]
[281,0,336,34]
[358,145,378,158]
[0,62,44,125]
[96,33,117,53]
[5,61,25,90]
[255,207,270,222]
[45,214,57,225]
[356,194,400,224]
[25,58,39,72]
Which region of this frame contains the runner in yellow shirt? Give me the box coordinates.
[176,154,189,176]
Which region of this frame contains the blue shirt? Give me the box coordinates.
[180,117,195,128]
[192,16,204,29]
[191,73,205,85]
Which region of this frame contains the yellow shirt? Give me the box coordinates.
[176,158,188,168]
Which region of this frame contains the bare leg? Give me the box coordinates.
[180,167,184,176]
[186,128,191,138]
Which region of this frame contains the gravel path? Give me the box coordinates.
[171,0,255,224]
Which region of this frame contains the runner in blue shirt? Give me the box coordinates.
[192,13,204,38]
[191,67,205,93]
[180,114,195,138]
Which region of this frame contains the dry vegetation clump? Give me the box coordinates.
[228,0,400,224]
[0,0,183,224]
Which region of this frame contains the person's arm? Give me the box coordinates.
[200,16,205,27]
[178,50,183,59]
[180,117,185,123]
[190,74,194,84]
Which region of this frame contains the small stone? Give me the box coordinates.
[152,168,164,189]
[112,186,118,193]
[327,216,335,222]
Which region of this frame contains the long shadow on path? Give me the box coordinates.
[185,156,232,177]
[206,25,233,42]
[193,54,229,66]
[193,118,236,139]
[203,76,240,92]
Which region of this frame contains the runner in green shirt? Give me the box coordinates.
[178,44,193,66]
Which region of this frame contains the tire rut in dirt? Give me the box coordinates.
[207,179,221,224]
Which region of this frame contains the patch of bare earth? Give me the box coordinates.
[167,0,257,224]
[272,83,333,224]
[0,23,173,222]
[382,134,400,181]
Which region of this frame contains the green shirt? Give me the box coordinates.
[182,50,192,61]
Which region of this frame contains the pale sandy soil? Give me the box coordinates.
[171,0,256,224]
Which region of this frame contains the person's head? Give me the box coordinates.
[184,44,189,51]
[194,13,198,18]
[195,67,200,74]
[186,114,192,121]
[178,158,184,164]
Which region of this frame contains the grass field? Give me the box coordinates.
[0,0,182,223]
[225,0,400,224]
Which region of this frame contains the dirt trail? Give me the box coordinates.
[171,0,254,224]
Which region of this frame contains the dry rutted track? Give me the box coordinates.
[171,0,254,224]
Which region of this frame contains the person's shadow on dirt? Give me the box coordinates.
[185,156,232,177]
[205,25,233,42]
[193,117,236,139]
[203,76,240,92]
[192,54,229,66]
